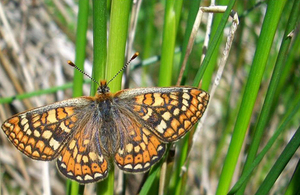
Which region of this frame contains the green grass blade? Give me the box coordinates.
[236,0,299,194]
[284,160,300,195]
[72,0,89,98]
[255,126,300,195]
[228,96,300,194]
[216,0,287,194]
[91,0,107,95]
[158,0,177,87]
[106,0,132,92]
[97,0,132,194]
[68,1,89,194]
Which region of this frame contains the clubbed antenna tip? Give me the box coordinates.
[67,60,100,86]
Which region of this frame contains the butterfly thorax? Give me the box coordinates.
[94,81,121,156]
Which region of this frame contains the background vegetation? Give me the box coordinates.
[0,0,299,195]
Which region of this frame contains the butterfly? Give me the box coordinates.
[1,80,209,184]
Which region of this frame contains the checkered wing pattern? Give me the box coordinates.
[56,125,109,183]
[115,87,209,142]
[1,98,91,161]
[113,111,166,172]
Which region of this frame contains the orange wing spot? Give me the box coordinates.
[124,154,134,164]
[178,128,185,136]
[133,135,142,142]
[191,97,199,108]
[198,104,204,111]
[179,114,188,124]
[132,126,142,142]
[149,136,160,148]
[162,94,170,104]
[169,93,178,100]
[133,105,142,113]
[134,154,143,164]
[143,151,150,163]
[41,113,47,124]
[115,153,124,165]
[74,164,82,176]
[33,121,41,128]
[13,139,19,145]
[27,137,36,147]
[91,163,101,173]
[70,116,77,123]
[170,119,180,131]
[67,157,75,172]
[25,145,32,154]
[81,165,91,176]
[65,119,70,126]
[36,140,45,152]
[65,107,74,114]
[57,108,67,120]
[13,125,21,136]
[183,120,192,129]
[189,101,198,113]
[143,94,153,105]
[185,109,194,119]
[190,89,201,96]
[191,116,198,123]
[31,114,41,123]
[20,135,29,144]
[196,111,202,118]
[18,143,25,150]
[8,117,19,125]
[101,160,108,171]
[155,107,165,113]
[62,150,71,162]
[43,147,54,156]
[32,151,40,158]
[78,145,86,153]
[135,95,144,104]
[9,132,16,139]
[16,131,24,140]
[147,142,157,157]
[170,100,179,106]
[164,128,175,137]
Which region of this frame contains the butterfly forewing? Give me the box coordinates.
[115,87,209,142]
[1,98,92,160]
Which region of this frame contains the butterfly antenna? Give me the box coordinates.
[67,61,100,86]
[106,52,139,86]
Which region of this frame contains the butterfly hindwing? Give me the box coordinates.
[56,129,109,184]
[113,112,166,172]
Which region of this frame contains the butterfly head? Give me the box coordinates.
[97,80,110,94]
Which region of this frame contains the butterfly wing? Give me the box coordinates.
[1,97,93,161]
[56,119,109,183]
[114,87,209,142]
[113,110,166,172]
